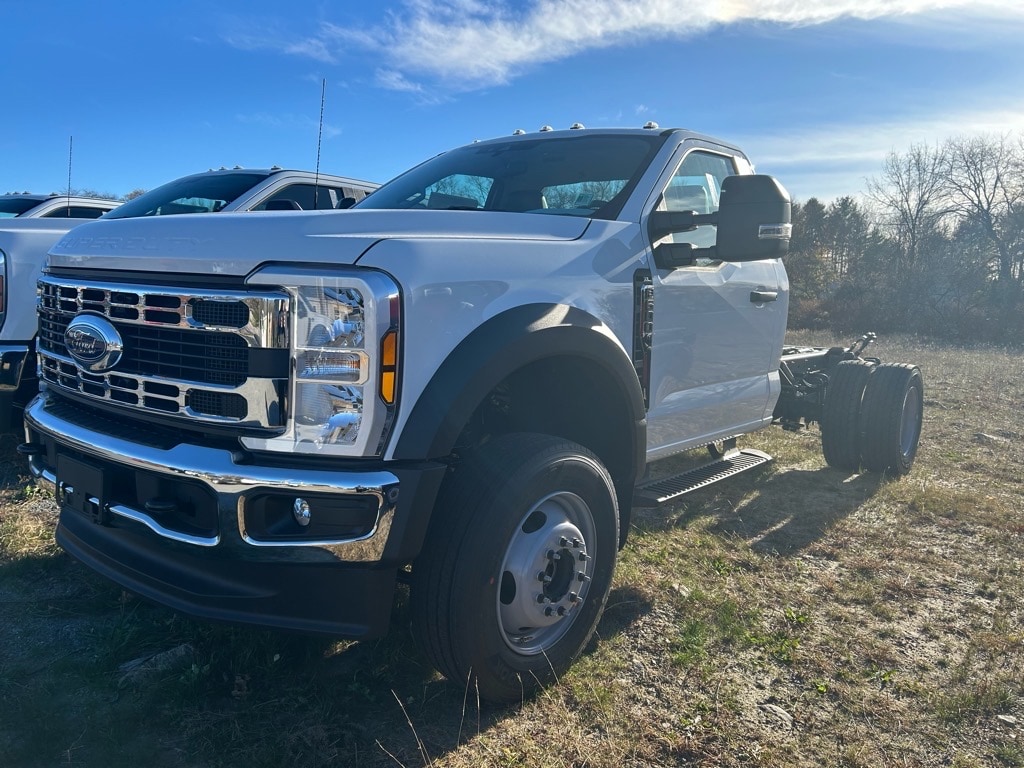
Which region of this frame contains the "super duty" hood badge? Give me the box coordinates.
[64,314,123,372]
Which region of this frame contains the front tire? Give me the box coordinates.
[410,433,619,703]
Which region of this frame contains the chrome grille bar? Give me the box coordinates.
[38,277,288,348]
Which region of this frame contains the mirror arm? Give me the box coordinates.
[648,210,719,241]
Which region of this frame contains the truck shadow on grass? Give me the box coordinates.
[1,555,653,767]
[149,588,651,767]
[635,463,885,556]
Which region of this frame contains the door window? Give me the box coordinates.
[661,151,737,253]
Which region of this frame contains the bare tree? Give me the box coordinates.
[867,144,951,271]
[60,187,119,200]
[942,133,1024,291]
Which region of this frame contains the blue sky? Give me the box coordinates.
[4,0,1024,203]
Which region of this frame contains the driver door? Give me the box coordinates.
[644,146,784,460]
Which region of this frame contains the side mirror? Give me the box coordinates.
[715,174,791,262]
[647,174,792,268]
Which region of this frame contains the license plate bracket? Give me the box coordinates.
[57,454,108,524]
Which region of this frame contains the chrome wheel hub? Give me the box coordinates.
[498,492,596,655]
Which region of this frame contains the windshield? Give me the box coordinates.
[104,172,272,219]
[356,134,665,219]
[0,198,44,218]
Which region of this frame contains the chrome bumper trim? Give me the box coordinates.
[24,395,398,561]
[108,504,221,547]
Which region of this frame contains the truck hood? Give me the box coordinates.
[48,209,592,276]
[1,217,84,240]
[0,218,86,269]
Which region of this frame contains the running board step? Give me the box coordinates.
[633,449,772,507]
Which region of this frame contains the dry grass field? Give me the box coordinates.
[1,333,1021,767]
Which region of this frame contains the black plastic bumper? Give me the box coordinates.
[56,508,398,637]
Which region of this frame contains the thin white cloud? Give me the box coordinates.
[291,0,1023,91]
[374,69,424,94]
[283,38,337,64]
[235,112,342,140]
[734,103,1024,201]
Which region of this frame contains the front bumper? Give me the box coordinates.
[23,393,447,637]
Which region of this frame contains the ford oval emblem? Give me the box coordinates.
[64,314,123,373]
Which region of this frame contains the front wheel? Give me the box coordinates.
[410,433,619,703]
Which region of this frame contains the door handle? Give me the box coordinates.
[750,290,778,303]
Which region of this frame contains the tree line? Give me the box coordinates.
[786,132,1024,343]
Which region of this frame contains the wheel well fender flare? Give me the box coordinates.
[393,302,646,472]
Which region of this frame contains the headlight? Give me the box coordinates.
[243,266,400,456]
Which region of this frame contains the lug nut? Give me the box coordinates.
[569,592,580,603]
[578,552,589,562]
[559,536,568,547]
[544,607,555,617]
[547,549,561,561]
[577,572,590,582]
[572,538,582,548]
[557,606,567,616]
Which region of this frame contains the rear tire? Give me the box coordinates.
[410,433,619,703]
[820,360,874,471]
[859,364,924,475]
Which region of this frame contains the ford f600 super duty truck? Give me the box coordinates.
[21,125,923,702]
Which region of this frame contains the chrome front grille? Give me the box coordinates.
[37,276,291,428]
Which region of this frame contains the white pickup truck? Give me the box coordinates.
[0,193,119,220]
[0,194,121,429]
[0,170,377,430]
[22,126,923,702]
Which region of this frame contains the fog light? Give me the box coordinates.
[293,498,311,526]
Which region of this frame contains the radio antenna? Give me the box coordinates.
[314,78,326,209]
[67,135,73,215]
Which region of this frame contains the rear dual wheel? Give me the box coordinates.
[821,361,924,476]
[411,433,618,703]
[821,360,874,472]
[859,363,924,475]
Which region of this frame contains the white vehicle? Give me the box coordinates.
[22,126,923,702]
[0,194,121,429]
[0,193,119,220]
[0,169,377,430]
[102,167,377,218]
